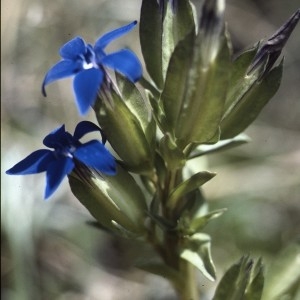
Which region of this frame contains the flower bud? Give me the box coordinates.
[68,163,148,237]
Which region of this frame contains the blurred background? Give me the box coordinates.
[1,0,300,299]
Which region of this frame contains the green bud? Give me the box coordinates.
[94,79,155,174]
[68,164,148,237]
[221,9,299,139]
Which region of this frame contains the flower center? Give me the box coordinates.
[81,45,98,70]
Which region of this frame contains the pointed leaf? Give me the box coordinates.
[140,0,195,89]
[180,233,216,281]
[213,256,254,300]
[161,0,196,81]
[161,30,196,133]
[176,33,231,146]
[167,171,216,210]
[188,208,227,234]
[223,46,258,114]
[245,258,265,300]
[140,0,164,89]
[189,134,250,158]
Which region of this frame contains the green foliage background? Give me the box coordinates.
[2,0,300,299]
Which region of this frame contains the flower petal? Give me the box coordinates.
[101,49,142,82]
[73,68,103,115]
[73,121,105,142]
[74,140,116,175]
[59,36,86,59]
[42,60,81,96]
[45,156,74,199]
[43,125,68,148]
[6,149,54,175]
[94,21,137,51]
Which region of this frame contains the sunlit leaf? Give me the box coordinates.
[180,233,216,281]
[189,133,250,158]
[176,33,231,146]
[140,0,196,90]
[188,208,227,234]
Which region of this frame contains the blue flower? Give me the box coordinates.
[42,21,142,115]
[6,121,116,199]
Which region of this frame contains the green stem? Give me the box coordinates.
[178,259,199,300]
[150,168,200,299]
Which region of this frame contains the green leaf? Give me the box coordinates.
[176,33,232,146]
[181,188,207,219]
[167,171,216,211]
[221,60,283,139]
[161,29,196,134]
[116,74,156,149]
[223,45,259,114]
[68,164,147,237]
[245,258,265,300]
[146,90,168,132]
[189,133,250,158]
[262,241,300,300]
[180,233,216,281]
[140,0,196,90]
[94,90,154,174]
[188,208,227,234]
[213,256,254,300]
[140,0,164,89]
[161,0,196,83]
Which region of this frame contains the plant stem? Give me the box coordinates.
[178,259,199,300]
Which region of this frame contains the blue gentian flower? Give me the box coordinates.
[42,21,142,115]
[6,121,116,199]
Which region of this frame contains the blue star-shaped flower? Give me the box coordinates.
[42,21,142,115]
[6,121,116,199]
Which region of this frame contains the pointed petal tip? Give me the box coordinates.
[41,83,47,97]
